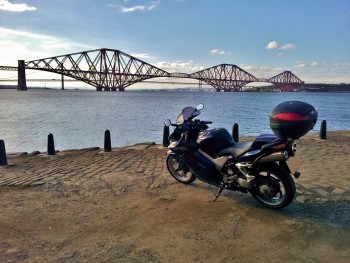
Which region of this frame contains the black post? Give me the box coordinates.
[232,123,239,142]
[0,140,8,166]
[104,130,112,152]
[163,125,170,147]
[320,120,327,140]
[47,133,56,155]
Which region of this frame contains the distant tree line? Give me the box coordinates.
[304,83,350,92]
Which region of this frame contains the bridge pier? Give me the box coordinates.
[60,64,64,90]
[17,60,27,91]
[96,86,124,91]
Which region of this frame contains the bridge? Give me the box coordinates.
[0,48,304,92]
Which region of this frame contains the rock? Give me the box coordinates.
[7,152,28,156]
[29,151,41,156]
[62,251,76,259]
[7,248,21,254]
[79,147,100,152]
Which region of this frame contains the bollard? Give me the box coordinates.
[232,123,239,142]
[320,120,327,140]
[47,133,56,155]
[104,130,112,152]
[163,125,170,147]
[0,140,8,166]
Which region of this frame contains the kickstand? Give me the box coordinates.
[212,183,225,202]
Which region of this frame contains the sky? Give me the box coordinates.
[0,0,349,86]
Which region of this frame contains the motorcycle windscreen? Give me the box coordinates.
[176,106,201,124]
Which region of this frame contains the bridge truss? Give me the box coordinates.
[25,48,169,91]
[1,48,305,91]
[191,64,259,92]
[268,71,304,92]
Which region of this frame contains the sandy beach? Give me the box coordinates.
[0,130,349,262]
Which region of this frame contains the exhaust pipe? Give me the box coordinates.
[258,151,288,163]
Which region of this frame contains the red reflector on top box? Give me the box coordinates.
[270,101,318,140]
[272,112,309,121]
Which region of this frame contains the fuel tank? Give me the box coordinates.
[196,128,234,157]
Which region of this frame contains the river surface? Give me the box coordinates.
[0,89,349,152]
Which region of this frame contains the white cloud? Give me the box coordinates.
[154,60,204,73]
[296,61,350,69]
[293,60,350,82]
[131,53,154,60]
[240,64,283,77]
[108,0,160,13]
[266,41,278,49]
[310,61,319,67]
[279,43,295,50]
[121,5,145,12]
[210,49,225,55]
[0,27,94,65]
[0,27,52,41]
[266,41,296,50]
[0,0,37,12]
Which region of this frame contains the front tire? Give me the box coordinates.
[166,155,196,184]
[249,163,296,209]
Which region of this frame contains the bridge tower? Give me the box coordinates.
[17,60,27,91]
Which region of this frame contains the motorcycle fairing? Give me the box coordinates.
[180,151,221,187]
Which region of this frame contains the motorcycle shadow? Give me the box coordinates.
[187,181,349,227]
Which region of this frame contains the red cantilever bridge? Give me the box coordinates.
[7,48,304,91]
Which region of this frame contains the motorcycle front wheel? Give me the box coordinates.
[249,163,296,209]
[166,155,196,184]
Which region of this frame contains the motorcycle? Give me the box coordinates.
[164,101,317,209]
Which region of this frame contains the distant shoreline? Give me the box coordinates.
[1,85,350,92]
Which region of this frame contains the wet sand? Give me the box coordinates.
[0,131,349,262]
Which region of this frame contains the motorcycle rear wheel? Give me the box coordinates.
[249,163,296,209]
[166,155,196,184]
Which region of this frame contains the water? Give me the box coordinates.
[1,89,349,152]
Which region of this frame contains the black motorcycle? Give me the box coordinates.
[164,101,317,209]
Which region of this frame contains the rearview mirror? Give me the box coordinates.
[164,119,171,127]
[196,103,204,111]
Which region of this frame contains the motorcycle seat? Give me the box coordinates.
[219,142,253,158]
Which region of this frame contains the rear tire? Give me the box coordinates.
[166,155,196,184]
[249,163,296,209]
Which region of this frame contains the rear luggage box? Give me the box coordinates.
[270,101,318,140]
